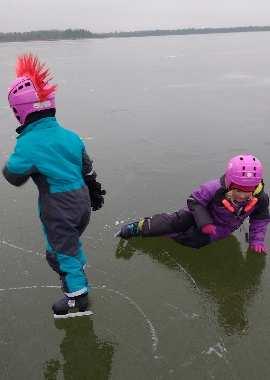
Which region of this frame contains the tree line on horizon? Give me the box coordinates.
[1,26,270,43]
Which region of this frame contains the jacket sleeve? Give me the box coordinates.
[249,193,270,245]
[2,143,35,186]
[82,148,94,178]
[187,180,219,229]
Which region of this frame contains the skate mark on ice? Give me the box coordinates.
[0,284,159,356]
[94,285,159,355]
[0,239,44,258]
[0,239,108,276]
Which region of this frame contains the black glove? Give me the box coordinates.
[85,172,106,211]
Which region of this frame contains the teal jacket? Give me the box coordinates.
[3,116,90,192]
[3,116,92,256]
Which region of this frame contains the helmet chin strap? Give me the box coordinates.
[222,197,258,215]
[223,183,262,215]
[232,199,248,206]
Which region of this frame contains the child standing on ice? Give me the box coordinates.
[3,54,105,318]
[116,155,270,254]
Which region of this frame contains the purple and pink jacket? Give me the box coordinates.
[140,176,270,249]
[188,176,270,245]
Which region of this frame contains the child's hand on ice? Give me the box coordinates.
[249,243,267,254]
[201,224,217,236]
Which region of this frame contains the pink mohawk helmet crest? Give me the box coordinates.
[225,154,263,191]
[8,53,57,125]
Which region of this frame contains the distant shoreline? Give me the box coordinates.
[1,26,270,43]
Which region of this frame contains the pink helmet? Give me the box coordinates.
[225,154,263,191]
[8,54,57,125]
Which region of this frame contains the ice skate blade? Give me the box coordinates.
[54,310,94,319]
[114,230,121,238]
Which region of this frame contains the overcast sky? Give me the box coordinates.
[1,0,270,33]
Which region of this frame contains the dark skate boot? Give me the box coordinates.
[52,293,93,319]
[115,220,143,239]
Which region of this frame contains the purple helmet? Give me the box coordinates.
[8,54,56,125]
[225,154,263,191]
